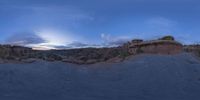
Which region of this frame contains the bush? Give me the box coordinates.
[119,50,130,59]
[131,39,143,43]
[160,36,175,41]
[136,48,144,54]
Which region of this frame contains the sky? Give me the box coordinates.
[0,0,200,49]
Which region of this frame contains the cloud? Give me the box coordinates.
[5,32,46,46]
[67,42,104,48]
[35,29,75,45]
[5,32,136,50]
[101,33,132,46]
[30,41,103,50]
[67,42,90,48]
[4,30,100,50]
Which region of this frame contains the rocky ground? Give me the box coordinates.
[0,53,200,100]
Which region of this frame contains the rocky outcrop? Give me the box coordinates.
[184,45,200,57]
[127,36,183,55]
[0,45,33,60]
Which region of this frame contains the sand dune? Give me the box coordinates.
[0,53,200,100]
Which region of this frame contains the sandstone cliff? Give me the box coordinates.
[124,36,183,55]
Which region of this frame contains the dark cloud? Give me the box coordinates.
[5,32,46,46]
[68,42,103,48]
[67,42,89,48]
[54,42,102,49]
[37,41,103,50]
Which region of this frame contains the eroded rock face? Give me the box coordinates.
[128,39,183,55]
[139,41,183,55]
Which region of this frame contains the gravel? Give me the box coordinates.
[0,53,200,100]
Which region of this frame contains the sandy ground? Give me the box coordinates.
[0,53,200,100]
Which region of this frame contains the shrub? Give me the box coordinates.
[119,50,130,59]
[131,39,143,43]
[160,36,175,41]
[136,48,144,54]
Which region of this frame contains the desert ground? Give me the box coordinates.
[0,53,200,100]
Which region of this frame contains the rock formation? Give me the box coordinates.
[127,36,183,55]
[0,45,32,60]
[0,36,185,64]
[184,45,200,57]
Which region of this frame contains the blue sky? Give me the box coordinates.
[0,0,200,49]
